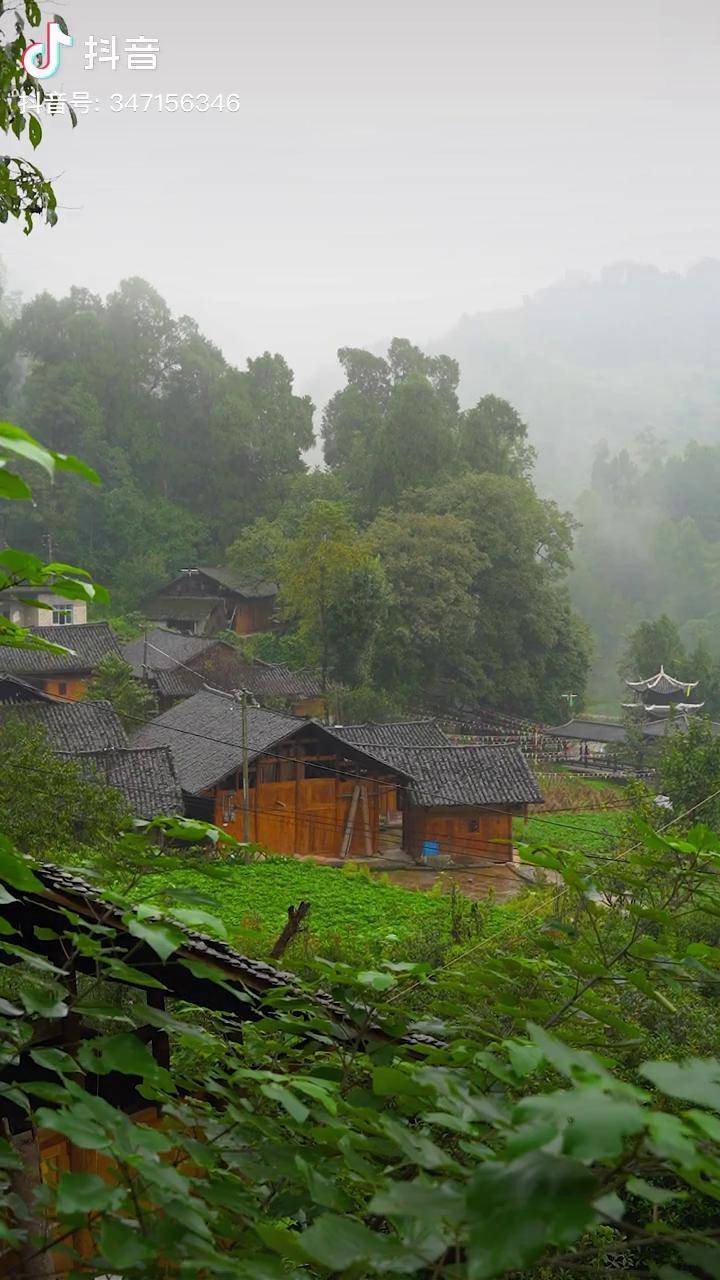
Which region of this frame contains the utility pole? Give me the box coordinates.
[240,688,251,842]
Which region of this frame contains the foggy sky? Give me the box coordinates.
[4,0,720,395]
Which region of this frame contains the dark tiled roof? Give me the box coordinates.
[240,661,322,701]
[0,622,120,676]
[122,628,222,676]
[196,566,277,599]
[370,745,543,808]
[132,689,409,795]
[335,720,449,748]
[123,629,321,705]
[153,668,205,699]
[642,715,720,738]
[60,747,183,817]
[545,718,627,743]
[145,596,224,623]
[132,689,304,793]
[0,699,127,751]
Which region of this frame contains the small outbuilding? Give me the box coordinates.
[368,744,543,863]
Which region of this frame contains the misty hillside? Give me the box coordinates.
[437,261,720,499]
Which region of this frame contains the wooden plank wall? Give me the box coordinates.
[402,806,514,864]
[214,776,382,858]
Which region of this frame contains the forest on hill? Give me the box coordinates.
[572,436,720,707]
[0,272,590,723]
[437,260,720,501]
[4,264,720,719]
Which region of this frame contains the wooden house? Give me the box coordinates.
[144,566,278,637]
[122,626,326,717]
[364,744,543,863]
[135,694,543,863]
[133,688,408,858]
[0,622,121,699]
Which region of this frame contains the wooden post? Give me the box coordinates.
[360,785,373,857]
[340,786,360,859]
[240,690,250,842]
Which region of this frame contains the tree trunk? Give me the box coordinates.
[270,901,311,959]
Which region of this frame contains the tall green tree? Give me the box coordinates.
[83,654,158,732]
[277,501,387,689]
[458,394,536,478]
[619,614,687,682]
[369,510,480,704]
[0,719,128,854]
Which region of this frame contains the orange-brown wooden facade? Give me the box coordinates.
[38,676,88,701]
[214,774,389,858]
[208,733,400,859]
[402,805,523,864]
[35,1112,160,1275]
[232,597,276,635]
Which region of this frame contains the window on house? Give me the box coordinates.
[57,682,68,696]
[468,818,479,833]
[51,607,73,625]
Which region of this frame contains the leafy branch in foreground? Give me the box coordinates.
[0,3,74,231]
[0,823,719,1278]
[0,420,107,650]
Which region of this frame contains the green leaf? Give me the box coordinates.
[0,422,55,475]
[169,906,228,938]
[100,1216,153,1269]
[294,1156,352,1210]
[28,113,42,149]
[626,1175,686,1205]
[299,1214,393,1270]
[35,1108,108,1151]
[20,988,68,1019]
[527,1023,612,1083]
[56,1171,120,1215]
[260,1083,309,1123]
[0,838,44,892]
[357,969,396,992]
[369,1178,465,1222]
[373,1065,429,1098]
[78,1033,175,1090]
[103,957,167,989]
[30,1047,78,1075]
[0,467,31,500]
[254,1222,308,1263]
[642,1058,720,1113]
[678,1244,720,1279]
[126,914,184,961]
[51,451,100,484]
[514,1088,647,1160]
[381,1116,453,1169]
[467,1151,599,1280]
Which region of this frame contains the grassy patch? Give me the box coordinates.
[134,856,456,959]
[514,808,625,853]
